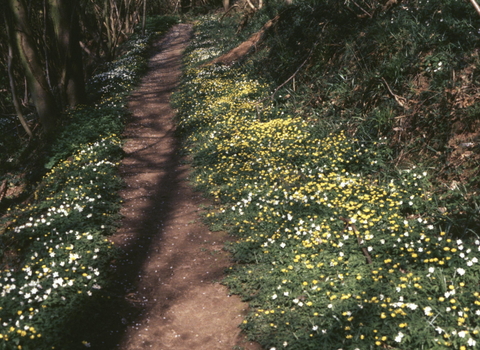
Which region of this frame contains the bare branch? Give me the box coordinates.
[0,179,8,203]
[351,0,372,18]
[269,41,319,100]
[469,0,480,17]
[245,0,256,10]
[381,77,407,108]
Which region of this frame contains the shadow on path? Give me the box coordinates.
[79,24,261,350]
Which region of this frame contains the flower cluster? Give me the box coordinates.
[0,22,159,348]
[88,36,149,99]
[174,18,480,350]
[0,137,120,348]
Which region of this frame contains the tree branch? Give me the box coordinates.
[0,179,8,203]
[381,77,407,108]
[469,0,480,17]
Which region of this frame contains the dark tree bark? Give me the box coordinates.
[4,12,33,137]
[49,0,86,107]
[142,0,147,35]
[9,0,59,134]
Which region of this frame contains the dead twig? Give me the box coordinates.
[220,4,239,21]
[0,180,8,203]
[250,39,320,119]
[268,40,319,100]
[340,217,373,264]
[381,77,408,108]
[245,0,256,10]
[469,0,480,17]
[351,0,372,18]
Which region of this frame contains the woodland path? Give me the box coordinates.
[104,24,261,350]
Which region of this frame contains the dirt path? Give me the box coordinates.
[107,24,261,350]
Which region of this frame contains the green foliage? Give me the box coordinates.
[173,12,480,350]
[242,0,480,232]
[46,25,180,170]
[0,16,178,350]
[142,15,179,33]
[44,102,126,170]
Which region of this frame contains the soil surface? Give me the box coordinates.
[105,24,261,350]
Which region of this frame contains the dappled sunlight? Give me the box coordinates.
[173,15,480,350]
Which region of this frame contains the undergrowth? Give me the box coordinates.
[247,0,480,234]
[0,15,178,350]
[174,5,480,350]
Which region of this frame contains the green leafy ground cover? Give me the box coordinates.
[248,0,480,233]
[174,6,480,350]
[0,16,178,350]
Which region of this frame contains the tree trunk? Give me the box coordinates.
[9,0,59,134]
[5,11,33,138]
[49,0,86,107]
[142,0,147,35]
